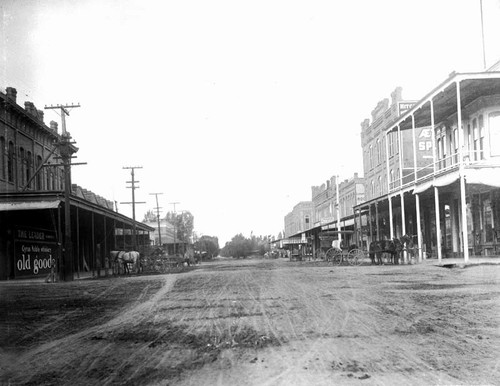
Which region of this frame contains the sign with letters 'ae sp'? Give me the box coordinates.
[14,228,58,277]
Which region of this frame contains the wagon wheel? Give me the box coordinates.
[326,248,342,265]
[347,249,364,266]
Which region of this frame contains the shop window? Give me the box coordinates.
[444,204,452,251]
[489,112,500,157]
[483,198,493,243]
[467,201,473,248]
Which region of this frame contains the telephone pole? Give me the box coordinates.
[44,103,81,281]
[121,167,145,250]
[169,201,180,255]
[149,192,163,246]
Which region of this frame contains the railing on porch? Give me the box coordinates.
[388,150,494,194]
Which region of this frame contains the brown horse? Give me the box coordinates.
[369,238,403,265]
[369,239,391,265]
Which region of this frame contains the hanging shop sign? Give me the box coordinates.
[14,228,58,277]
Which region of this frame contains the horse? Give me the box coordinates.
[110,250,141,274]
[400,234,418,263]
[369,239,399,265]
[369,240,385,265]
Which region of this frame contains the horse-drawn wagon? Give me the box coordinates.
[317,233,364,265]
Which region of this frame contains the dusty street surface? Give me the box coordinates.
[0,258,499,385]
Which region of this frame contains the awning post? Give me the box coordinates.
[456,80,469,262]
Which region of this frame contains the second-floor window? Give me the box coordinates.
[490,112,500,156]
[7,141,14,183]
[479,115,485,160]
[0,137,5,180]
[36,155,43,190]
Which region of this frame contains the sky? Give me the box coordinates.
[1,0,500,245]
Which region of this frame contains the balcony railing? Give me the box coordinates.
[388,150,498,193]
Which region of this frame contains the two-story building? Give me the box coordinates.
[355,71,500,262]
[0,87,153,280]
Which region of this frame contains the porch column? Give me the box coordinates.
[368,204,373,242]
[91,211,95,277]
[76,206,80,278]
[113,219,117,250]
[401,192,407,263]
[431,99,442,262]
[103,216,107,277]
[456,80,469,262]
[375,202,380,239]
[434,187,442,262]
[415,193,423,262]
[389,196,394,239]
[358,208,363,248]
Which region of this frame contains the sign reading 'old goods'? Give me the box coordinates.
[14,228,58,277]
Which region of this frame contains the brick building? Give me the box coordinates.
[0,87,153,280]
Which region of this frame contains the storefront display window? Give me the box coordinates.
[483,197,493,243]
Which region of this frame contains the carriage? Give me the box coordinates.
[324,245,365,265]
[316,233,365,265]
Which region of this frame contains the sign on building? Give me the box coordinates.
[398,102,416,116]
[14,228,58,277]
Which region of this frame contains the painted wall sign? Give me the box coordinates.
[398,102,416,116]
[14,228,58,277]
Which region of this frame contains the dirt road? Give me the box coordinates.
[0,258,499,385]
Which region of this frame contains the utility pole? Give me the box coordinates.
[169,202,180,255]
[149,192,163,246]
[480,0,487,70]
[121,167,145,251]
[44,103,81,281]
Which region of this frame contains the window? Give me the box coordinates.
[376,139,381,165]
[473,118,478,161]
[478,115,485,160]
[483,197,493,243]
[26,151,32,189]
[36,155,43,190]
[48,167,54,190]
[453,129,458,164]
[369,145,373,169]
[489,112,500,156]
[7,141,14,183]
[0,137,5,179]
[466,123,472,158]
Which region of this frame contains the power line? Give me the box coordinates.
[121,166,145,251]
[44,103,81,281]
